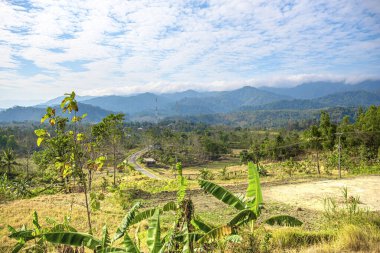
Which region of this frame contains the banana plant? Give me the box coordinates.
[8,211,97,253]
[8,204,169,253]
[198,162,302,236]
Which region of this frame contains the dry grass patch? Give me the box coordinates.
[0,193,125,252]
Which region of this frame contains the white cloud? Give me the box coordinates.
[0,0,379,107]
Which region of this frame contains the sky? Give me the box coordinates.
[0,0,380,108]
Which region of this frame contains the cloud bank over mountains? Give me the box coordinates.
[1,0,380,107]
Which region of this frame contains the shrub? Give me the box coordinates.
[198,168,214,180]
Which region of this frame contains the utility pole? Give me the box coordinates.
[155,97,158,124]
[337,133,342,179]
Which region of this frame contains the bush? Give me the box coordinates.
[111,186,145,210]
[198,168,214,180]
[218,166,229,180]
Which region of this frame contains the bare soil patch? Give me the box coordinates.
[264,176,380,211]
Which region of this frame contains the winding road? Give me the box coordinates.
[128,149,161,179]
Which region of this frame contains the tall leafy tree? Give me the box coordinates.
[356,105,380,157]
[201,136,228,160]
[92,113,125,186]
[319,111,336,150]
[35,91,97,232]
[305,125,322,175]
[6,135,18,150]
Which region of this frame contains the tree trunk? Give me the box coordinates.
[113,143,116,186]
[88,170,92,191]
[316,151,320,175]
[81,173,92,233]
[26,154,29,177]
[84,183,92,233]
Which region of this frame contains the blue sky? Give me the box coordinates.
[0,0,380,107]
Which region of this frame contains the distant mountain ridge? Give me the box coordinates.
[243,90,380,111]
[259,80,380,99]
[36,95,94,107]
[0,80,379,124]
[0,103,113,123]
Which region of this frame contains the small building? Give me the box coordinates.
[143,158,156,167]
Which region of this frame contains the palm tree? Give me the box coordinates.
[1,148,19,175]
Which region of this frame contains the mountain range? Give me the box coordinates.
[0,103,113,123]
[0,80,379,125]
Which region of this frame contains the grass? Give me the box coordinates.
[337,224,380,251]
[270,227,335,250]
[0,192,122,252]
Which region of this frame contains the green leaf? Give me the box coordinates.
[40,114,49,123]
[176,162,183,177]
[147,209,162,253]
[181,223,191,253]
[245,162,256,199]
[228,209,256,226]
[82,113,88,119]
[43,231,101,249]
[123,233,140,253]
[162,201,177,212]
[60,97,71,109]
[198,225,233,243]
[101,225,110,249]
[77,133,85,141]
[246,162,263,214]
[9,230,35,241]
[90,192,100,212]
[32,211,41,234]
[129,202,176,228]
[62,165,73,178]
[72,116,80,122]
[130,209,154,227]
[34,129,48,137]
[264,215,303,227]
[8,225,17,234]
[36,138,44,147]
[177,165,187,204]
[191,217,213,233]
[198,180,245,210]
[112,202,141,242]
[11,241,25,253]
[225,235,242,244]
[95,156,106,170]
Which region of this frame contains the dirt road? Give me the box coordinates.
[128,149,161,179]
[264,176,380,211]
